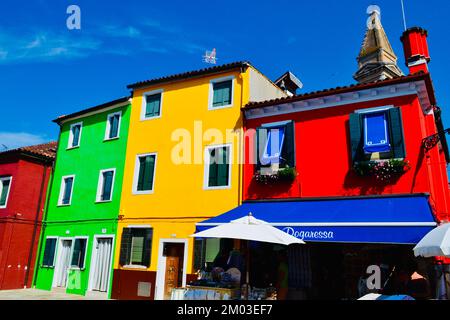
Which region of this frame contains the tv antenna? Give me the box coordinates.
[1,144,8,150]
[203,48,218,64]
[400,0,407,31]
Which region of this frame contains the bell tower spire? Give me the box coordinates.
[354,6,403,83]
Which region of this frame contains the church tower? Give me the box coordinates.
[354,7,403,83]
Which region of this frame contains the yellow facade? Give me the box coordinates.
[114,64,285,299]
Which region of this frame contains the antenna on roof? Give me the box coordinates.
[400,0,407,31]
[1,144,8,150]
[203,48,218,64]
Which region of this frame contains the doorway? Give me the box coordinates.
[89,236,114,293]
[54,239,72,288]
[155,239,188,300]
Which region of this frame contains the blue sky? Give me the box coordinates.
[0,0,449,150]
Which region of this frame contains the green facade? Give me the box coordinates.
[34,102,131,297]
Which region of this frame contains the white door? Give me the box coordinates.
[91,237,113,292]
[55,239,72,287]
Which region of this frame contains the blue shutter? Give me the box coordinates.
[109,114,120,138]
[363,112,391,153]
[101,171,114,201]
[349,113,364,163]
[62,177,73,204]
[263,128,285,165]
[256,127,268,168]
[72,125,80,147]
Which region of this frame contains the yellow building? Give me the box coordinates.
[111,62,288,300]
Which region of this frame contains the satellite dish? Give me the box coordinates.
[203,48,218,64]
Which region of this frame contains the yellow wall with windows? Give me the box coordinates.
[115,69,253,274]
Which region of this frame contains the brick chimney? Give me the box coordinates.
[400,27,431,74]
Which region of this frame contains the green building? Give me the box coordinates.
[33,97,131,298]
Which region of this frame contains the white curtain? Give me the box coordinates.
[93,238,112,292]
[56,240,72,287]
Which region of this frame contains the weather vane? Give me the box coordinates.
[203,48,218,64]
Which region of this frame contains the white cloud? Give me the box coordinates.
[0,132,48,150]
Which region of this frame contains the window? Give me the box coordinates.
[349,106,405,162]
[209,77,234,109]
[105,112,121,140]
[68,122,82,149]
[256,121,295,170]
[141,90,162,120]
[58,175,75,206]
[0,176,12,208]
[96,169,115,202]
[71,238,87,269]
[205,145,231,189]
[119,228,153,267]
[42,237,57,267]
[133,154,156,194]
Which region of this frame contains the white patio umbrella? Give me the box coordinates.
[192,213,305,246]
[191,213,305,299]
[413,223,450,258]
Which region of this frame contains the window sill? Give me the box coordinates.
[140,115,162,122]
[69,267,86,271]
[103,137,119,142]
[41,265,55,269]
[132,190,154,195]
[121,265,148,270]
[208,104,233,111]
[66,146,80,151]
[57,203,71,207]
[203,185,231,191]
[95,199,112,204]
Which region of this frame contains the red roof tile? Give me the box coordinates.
[1,141,58,161]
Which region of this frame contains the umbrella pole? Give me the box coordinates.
[245,240,250,300]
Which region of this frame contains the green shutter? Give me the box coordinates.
[388,107,406,159]
[217,147,229,186]
[193,239,206,272]
[145,93,161,117]
[213,80,232,107]
[349,113,364,163]
[142,228,153,267]
[281,121,296,167]
[208,149,218,187]
[256,127,268,169]
[119,228,132,266]
[0,179,10,206]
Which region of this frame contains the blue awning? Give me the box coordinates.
[196,195,437,244]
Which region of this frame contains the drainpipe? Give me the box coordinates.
[32,125,61,287]
[23,160,49,287]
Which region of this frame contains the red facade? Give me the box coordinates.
[243,75,450,223]
[0,143,55,290]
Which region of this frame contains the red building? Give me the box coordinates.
[197,10,450,299]
[0,142,56,290]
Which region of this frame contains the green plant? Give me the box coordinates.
[353,159,411,182]
[254,166,297,185]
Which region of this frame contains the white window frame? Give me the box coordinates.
[104,111,122,141]
[0,176,12,209]
[208,76,235,110]
[132,153,157,195]
[42,236,59,268]
[69,236,89,270]
[67,122,83,149]
[58,175,75,206]
[96,168,116,203]
[140,89,163,121]
[203,144,232,190]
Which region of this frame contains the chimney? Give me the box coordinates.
[400,27,431,74]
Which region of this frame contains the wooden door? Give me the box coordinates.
[163,244,184,299]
